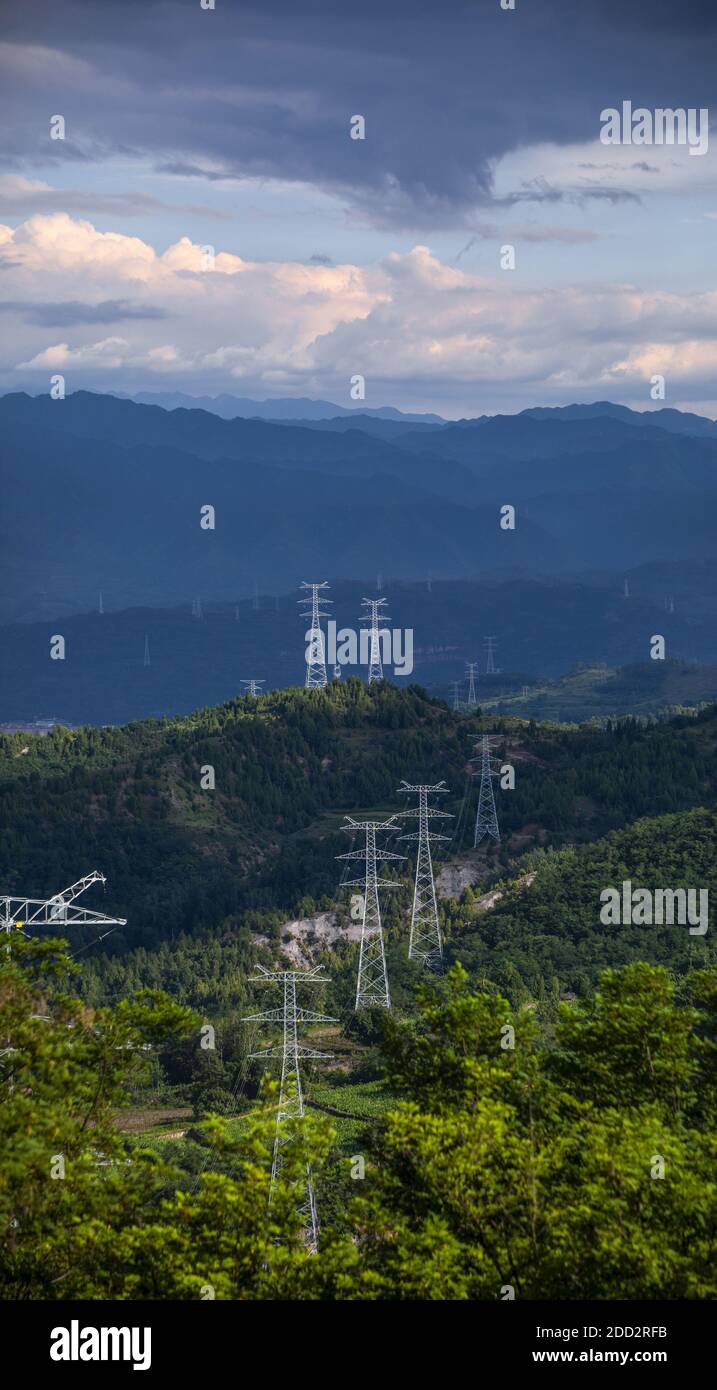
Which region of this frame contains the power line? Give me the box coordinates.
[398,781,453,970]
[0,871,127,937]
[470,735,501,847]
[465,661,479,708]
[361,597,389,685]
[336,816,404,1009]
[244,964,336,1254]
[299,582,331,689]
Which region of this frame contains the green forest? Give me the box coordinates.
[1,683,716,1298]
[2,940,717,1299]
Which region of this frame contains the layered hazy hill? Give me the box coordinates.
[2,391,716,625]
[2,576,717,727]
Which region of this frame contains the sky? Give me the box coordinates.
[1,0,716,417]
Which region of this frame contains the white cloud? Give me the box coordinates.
[2,213,717,415]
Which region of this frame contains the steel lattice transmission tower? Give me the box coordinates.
[471,735,501,847]
[0,870,127,937]
[450,680,463,712]
[484,636,498,675]
[337,816,405,1009]
[399,781,453,970]
[361,597,388,684]
[244,964,336,1254]
[299,581,331,689]
[465,661,479,708]
[241,679,264,698]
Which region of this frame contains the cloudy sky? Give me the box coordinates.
[1,0,716,417]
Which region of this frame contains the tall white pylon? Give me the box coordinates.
[299,581,331,689]
[484,635,498,675]
[466,661,479,709]
[337,816,405,1009]
[98,591,104,615]
[399,781,453,970]
[361,597,388,684]
[241,679,264,698]
[0,871,126,936]
[244,964,336,1254]
[471,735,501,847]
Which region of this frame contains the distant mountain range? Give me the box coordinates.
[110,390,446,425]
[1,391,716,630]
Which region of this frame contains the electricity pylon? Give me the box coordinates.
[337,816,405,1009]
[0,871,127,936]
[241,679,264,698]
[466,661,479,709]
[471,735,501,846]
[484,635,498,675]
[244,964,336,1254]
[361,597,388,684]
[450,680,463,712]
[192,596,203,620]
[398,781,453,970]
[299,582,331,689]
[98,591,104,615]
[143,634,150,668]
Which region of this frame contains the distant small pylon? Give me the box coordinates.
[143,635,150,668]
[465,661,479,709]
[450,680,464,712]
[665,594,674,614]
[623,578,630,599]
[98,591,104,616]
[484,636,498,675]
[192,596,203,620]
[471,735,501,847]
[241,679,264,698]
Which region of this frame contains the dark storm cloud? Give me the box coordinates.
[0,300,168,326]
[1,0,715,228]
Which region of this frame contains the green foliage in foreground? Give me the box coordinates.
[2,942,717,1299]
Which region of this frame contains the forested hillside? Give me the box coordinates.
[1,683,715,1006]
